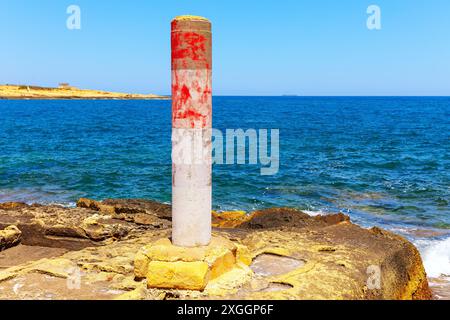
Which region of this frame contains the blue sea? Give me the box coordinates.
[0,97,449,294]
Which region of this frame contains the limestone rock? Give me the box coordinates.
[0,202,29,210]
[147,260,210,291]
[212,211,252,228]
[239,207,350,230]
[0,203,165,250]
[80,214,129,241]
[77,198,171,227]
[0,200,433,300]
[134,250,150,280]
[137,237,240,291]
[0,225,21,251]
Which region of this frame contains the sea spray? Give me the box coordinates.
[417,237,450,278]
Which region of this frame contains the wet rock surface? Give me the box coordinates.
[0,199,432,300]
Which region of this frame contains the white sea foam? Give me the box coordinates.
[46,201,77,208]
[417,237,450,278]
[302,210,325,217]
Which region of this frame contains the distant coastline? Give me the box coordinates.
[0,84,169,100]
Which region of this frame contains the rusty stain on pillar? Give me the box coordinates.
[171,16,212,247]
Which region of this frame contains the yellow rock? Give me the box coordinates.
[114,282,148,300]
[259,247,291,257]
[147,260,210,291]
[76,198,96,209]
[212,211,251,228]
[1,225,21,238]
[115,288,144,300]
[208,249,236,280]
[77,198,116,215]
[142,237,237,264]
[218,211,247,220]
[145,238,206,262]
[29,258,77,278]
[205,263,254,297]
[0,202,28,210]
[0,225,22,251]
[97,204,116,215]
[235,243,253,266]
[110,275,141,291]
[0,270,18,283]
[134,250,149,280]
[0,202,433,300]
[82,214,102,226]
[139,236,244,291]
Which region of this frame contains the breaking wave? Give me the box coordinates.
[417,237,450,278]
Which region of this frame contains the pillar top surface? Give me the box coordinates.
[171,15,211,33]
[172,15,210,22]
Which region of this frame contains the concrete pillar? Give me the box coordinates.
[171,16,212,247]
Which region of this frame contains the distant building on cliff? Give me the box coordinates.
[58,83,72,89]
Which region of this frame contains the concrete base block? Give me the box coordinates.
[134,236,240,291]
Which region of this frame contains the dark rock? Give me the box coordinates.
[239,208,350,230]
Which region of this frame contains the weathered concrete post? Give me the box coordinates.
[134,17,239,291]
[171,16,212,247]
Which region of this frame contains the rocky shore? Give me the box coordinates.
[0,85,168,100]
[0,199,432,300]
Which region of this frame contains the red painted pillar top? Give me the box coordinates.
[171,16,212,129]
[171,16,212,71]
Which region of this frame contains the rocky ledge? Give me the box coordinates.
[0,199,432,300]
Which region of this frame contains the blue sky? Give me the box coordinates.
[1,0,449,96]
